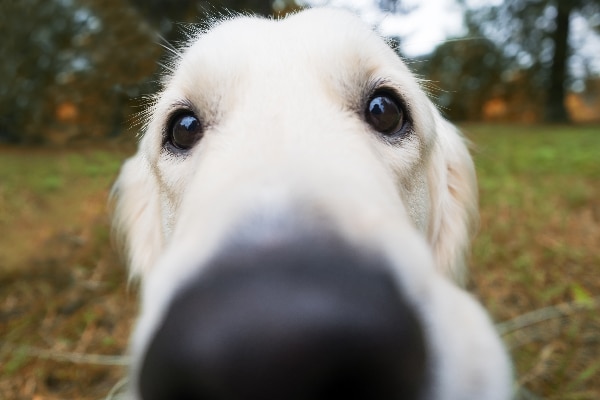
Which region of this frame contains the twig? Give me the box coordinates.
[516,386,547,400]
[7,345,130,366]
[104,377,130,400]
[517,343,556,386]
[496,296,600,336]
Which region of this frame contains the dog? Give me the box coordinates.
[111,8,512,400]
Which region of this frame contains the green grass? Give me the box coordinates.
[0,148,126,269]
[464,125,599,301]
[463,124,600,399]
[0,150,122,194]
[0,125,599,399]
[0,146,135,399]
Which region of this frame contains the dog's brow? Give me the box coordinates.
[168,99,196,113]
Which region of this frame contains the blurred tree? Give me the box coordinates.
[415,38,508,121]
[125,0,300,42]
[74,0,163,139]
[0,0,300,144]
[0,0,79,143]
[463,0,600,123]
[0,0,159,143]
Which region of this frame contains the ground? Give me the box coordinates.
[0,125,598,399]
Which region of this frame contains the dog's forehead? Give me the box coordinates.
[172,9,403,91]
[201,9,384,59]
[156,8,425,133]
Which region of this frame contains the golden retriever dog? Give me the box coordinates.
[111,8,512,400]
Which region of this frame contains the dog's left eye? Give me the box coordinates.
[366,92,406,135]
[168,113,203,151]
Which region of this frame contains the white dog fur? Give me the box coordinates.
[112,8,512,400]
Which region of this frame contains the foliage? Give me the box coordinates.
[415,38,508,121]
[0,0,162,144]
[0,0,81,143]
[126,0,300,41]
[1,0,599,143]
[459,0,600,122]
[0,0,303,144]
[413,0,600,122]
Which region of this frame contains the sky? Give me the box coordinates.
[303,0,499,57]
[303,0,600,77]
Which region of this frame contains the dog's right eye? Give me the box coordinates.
[168,113,203,151]
[365,91,407,136]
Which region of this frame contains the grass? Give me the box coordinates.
[0,144,137,399]
[0,125,599,399]
[464,124,600,399]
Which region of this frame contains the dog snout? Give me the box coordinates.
[138,234,428,400]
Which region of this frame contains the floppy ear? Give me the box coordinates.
[427,116,479,285]
[110,155,163,279]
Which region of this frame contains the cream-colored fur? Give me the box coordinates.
[111,8,511,399]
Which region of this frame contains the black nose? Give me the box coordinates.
[139,236,428,400]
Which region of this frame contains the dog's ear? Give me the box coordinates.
[110,155,163,279]
[427,116,479,285]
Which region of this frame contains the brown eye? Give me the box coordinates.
[168,113,203,150]
[366,92,405,135]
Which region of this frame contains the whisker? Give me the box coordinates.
[157,35,181,59]
[156,61,175,74]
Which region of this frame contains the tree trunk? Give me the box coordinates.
[544,0,572,123]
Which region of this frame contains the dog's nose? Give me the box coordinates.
[139,236,428,400]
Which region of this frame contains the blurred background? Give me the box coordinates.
[0,0,599,399]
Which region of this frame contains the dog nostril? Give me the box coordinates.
[139,239,428,400]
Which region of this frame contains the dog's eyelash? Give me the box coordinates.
[167,99,197,115]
